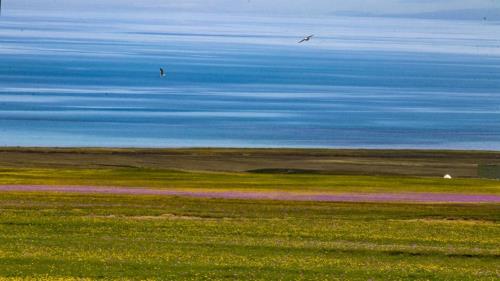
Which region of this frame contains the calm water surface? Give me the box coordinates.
[1,9,500,149]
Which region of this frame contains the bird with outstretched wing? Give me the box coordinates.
[299,35,314,43]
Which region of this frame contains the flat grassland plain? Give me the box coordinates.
[0,148,499,280]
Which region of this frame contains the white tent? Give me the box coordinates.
[443,174,452,179]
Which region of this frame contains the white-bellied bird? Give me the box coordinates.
[299,35,314,43]
[159,68,165,77]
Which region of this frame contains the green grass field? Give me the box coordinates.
[1,168,500,194]
[0,193,499,281]
[0,148,499,280]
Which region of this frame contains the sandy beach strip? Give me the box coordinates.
[1,185,499,203]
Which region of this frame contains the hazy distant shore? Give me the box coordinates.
[1,147,499,179]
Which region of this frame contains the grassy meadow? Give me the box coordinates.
[0,148,499,280]
[0,193,498,280]
[0,167,500,194]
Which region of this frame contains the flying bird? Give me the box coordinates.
[298,35,314,43]
[159,68,165,77]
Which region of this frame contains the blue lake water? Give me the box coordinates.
[1,9,500,149]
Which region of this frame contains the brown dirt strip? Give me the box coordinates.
[1,185,499,203]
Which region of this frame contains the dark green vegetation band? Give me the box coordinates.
[478,165,500,180]
[0,147,500,178]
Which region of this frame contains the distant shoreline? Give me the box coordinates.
[1,146,499,153]
[1,147,499,179]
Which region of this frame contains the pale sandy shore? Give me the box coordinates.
[1,185,499,203]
